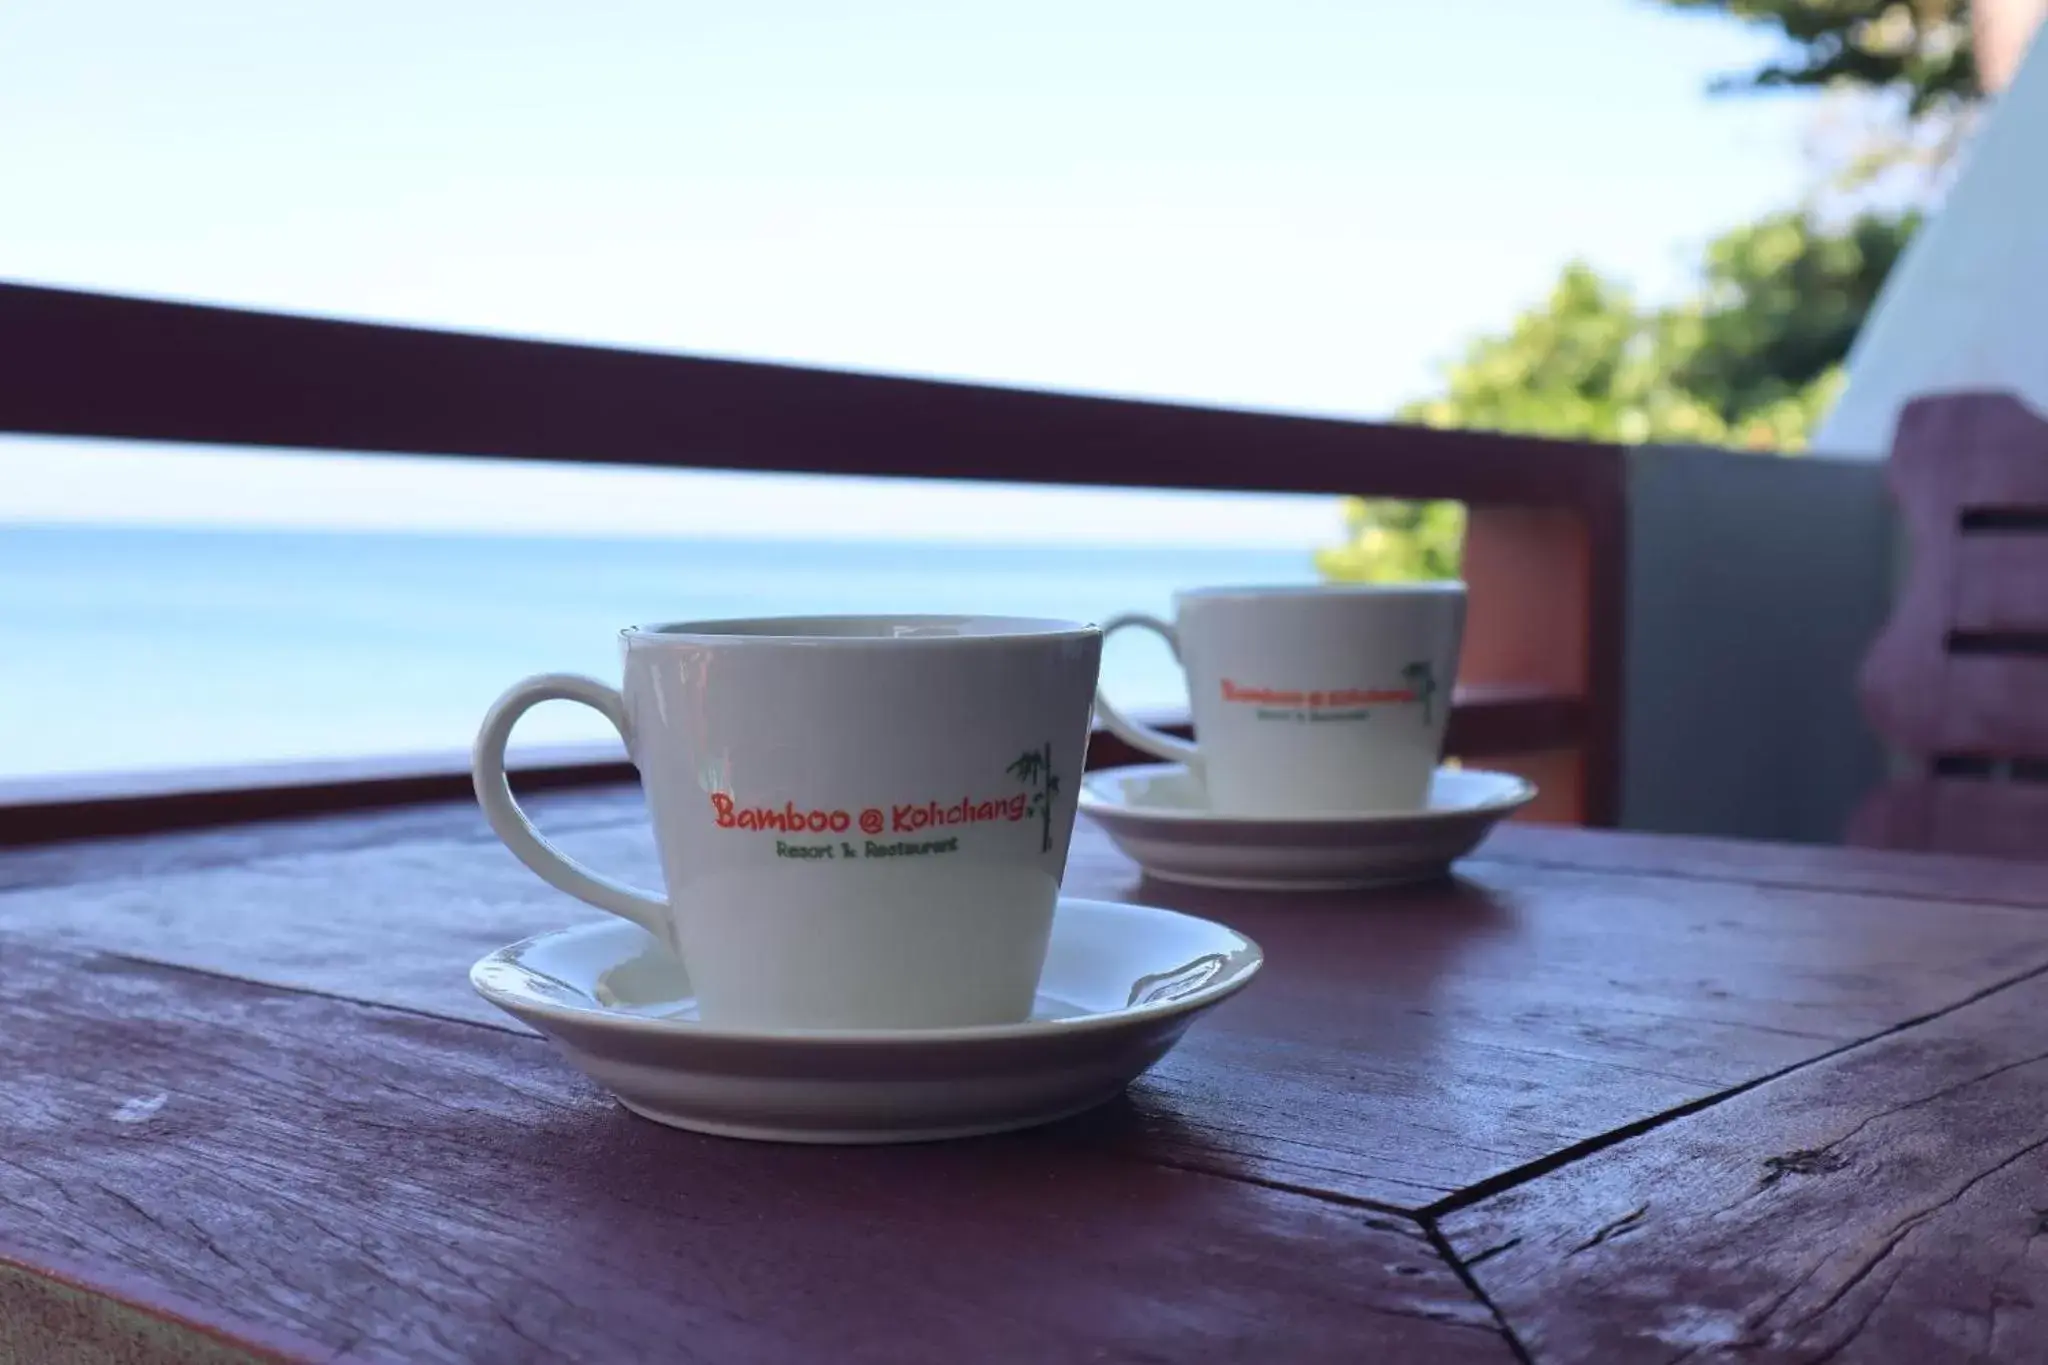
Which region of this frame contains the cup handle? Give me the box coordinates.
[1093,613,1202,768]
[472,673,669,937]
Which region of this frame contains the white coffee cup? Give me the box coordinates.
[473,615,1103,1032]
[1093,584,1465,815]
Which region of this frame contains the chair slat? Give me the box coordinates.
[1953,537,2048,633]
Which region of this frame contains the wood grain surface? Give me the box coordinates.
[1476,821,2048,911]
[1066,837,2048,1208]
[0,788,634,895]
[9,790,2048,1213]
[0,939,1514,1365]
[1443,970,2048,1362]
[8,791,2048,1361]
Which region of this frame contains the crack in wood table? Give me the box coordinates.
[5,790,2047,1363]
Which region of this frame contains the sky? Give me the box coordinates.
[0,0,1817,544]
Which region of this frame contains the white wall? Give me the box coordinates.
[1815,33,2048,457]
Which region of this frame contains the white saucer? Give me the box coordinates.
[1079,763,1537,891]
[471,897,1260,1144]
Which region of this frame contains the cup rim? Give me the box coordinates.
[622,613,1101,646]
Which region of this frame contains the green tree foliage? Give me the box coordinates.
[1662,0,1977,113]
[1319,1,1971,583]
[1313,498,1466,583]
[1393,210,1914,452]
[1673,1,1982,190]
[1394,263,1738,447]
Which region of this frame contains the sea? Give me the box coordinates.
[0,524,1318,778]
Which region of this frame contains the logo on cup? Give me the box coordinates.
[1218,661,1437,724]
[705,742,1065,858]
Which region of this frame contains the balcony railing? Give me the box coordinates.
[0,281,1626,843]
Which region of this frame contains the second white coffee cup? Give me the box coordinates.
[1093,584,1465,815]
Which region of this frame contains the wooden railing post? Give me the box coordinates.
[1460,498,1624,826]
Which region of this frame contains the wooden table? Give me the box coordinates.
[6,790,2048,1363]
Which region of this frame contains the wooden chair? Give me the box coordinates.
[1850,391,2048,858]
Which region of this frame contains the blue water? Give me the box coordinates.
[1,525,1318,777]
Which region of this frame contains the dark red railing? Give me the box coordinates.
[0,281,1626,843]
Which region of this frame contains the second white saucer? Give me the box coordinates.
[1079,763,1536,891]
[472,896,1261,1144]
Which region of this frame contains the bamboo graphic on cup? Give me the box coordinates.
[1401,660,1439,725]
[1007,742,1059,853]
